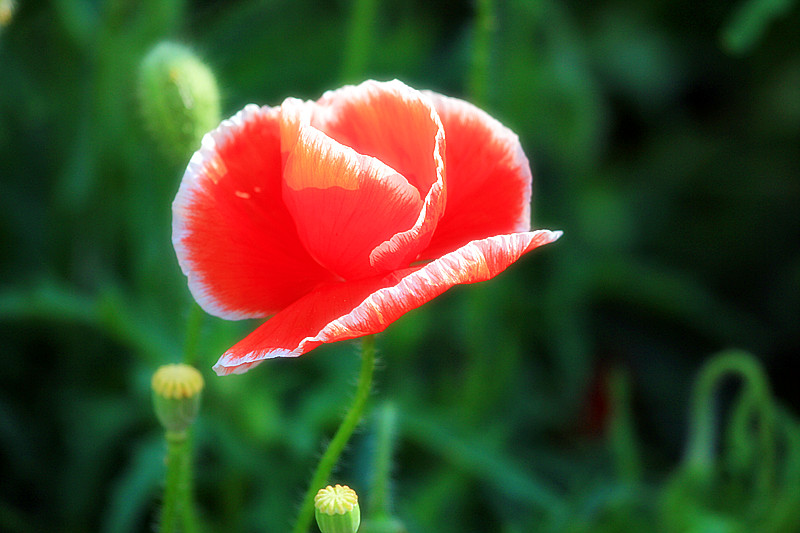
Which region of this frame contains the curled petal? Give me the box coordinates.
[311,80,447,271]
[280,104,424,280]
[420,92,533,259]
[173,104,335,319]
[213,230,562,375]
[313,80,445,197]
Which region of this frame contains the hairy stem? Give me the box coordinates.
[292,336,377,533]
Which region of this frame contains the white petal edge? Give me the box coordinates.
[171,103,277,320]
[212,229,563,375]
[422,90,533,233]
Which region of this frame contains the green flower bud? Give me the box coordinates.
[315,484,361,533]
[138,41,220,163]
[0,0,15,27]
[152,364,204,435]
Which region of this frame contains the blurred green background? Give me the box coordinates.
[1,0,799,531]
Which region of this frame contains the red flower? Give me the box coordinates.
[172,80,561,375]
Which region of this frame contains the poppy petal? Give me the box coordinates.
[311,80,447,270]
[173,104,335,319]
[212,229,562,375]
[280,106,425,280]
[313,80,445,197]
[420,92,534,259]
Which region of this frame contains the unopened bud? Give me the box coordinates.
[0,0,15,27]
[152,363,204,434]
[138,41,220,162]
[315,484,361,533]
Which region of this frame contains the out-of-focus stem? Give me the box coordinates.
[183,303,204,366]
[468,0,495,106]
[160,431,199,533]
[341,0,378,82]
[607,368,643,484]
[369,403,398,518]
[685,350,774,485]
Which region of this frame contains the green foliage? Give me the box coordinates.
[660,351,798,533]
[1,0,799,532]
[721,0,797,54]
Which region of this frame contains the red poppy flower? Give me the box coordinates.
[173,80,561,375]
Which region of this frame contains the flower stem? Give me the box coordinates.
[607,368,643,484]
[340,0,378,83]
[292,336,377,533]
[160,431,199,533]
[468,0,495,107]
[368,402,398,518]
[685,350,774,482]
[183,302,204,366]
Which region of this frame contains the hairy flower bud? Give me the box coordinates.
[138,41,220,162]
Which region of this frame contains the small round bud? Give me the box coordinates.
[138,41,221,163]
[314,484,361,533]
[152,364,204,434]
[0,0,15,27]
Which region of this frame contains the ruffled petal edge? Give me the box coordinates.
[213,229,562,375]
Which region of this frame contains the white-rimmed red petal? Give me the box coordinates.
[419,92,534,259]
[279,107,424,280]
[212,229,562,375]
[311,80,447,272]
[172,104,335,320]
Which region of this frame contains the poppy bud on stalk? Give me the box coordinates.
[151,363,204,435]
[138,41,220,163]
[315,484,361,533]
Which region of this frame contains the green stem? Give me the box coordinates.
[292,336,377,533]
[607,368,643,484]
[369,402,398,518]
[685,350,774,482]
[467,0,494,106]
[340,0,378,82]
[160,431,199,533]
[183,303,205,366]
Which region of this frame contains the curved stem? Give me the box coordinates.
[685,349,774,481]
[292,336,377,533]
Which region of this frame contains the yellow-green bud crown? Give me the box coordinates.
[315,484,358,515]
[152,364,204,434]
[152,364,204,399]
[315,485,360,533]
